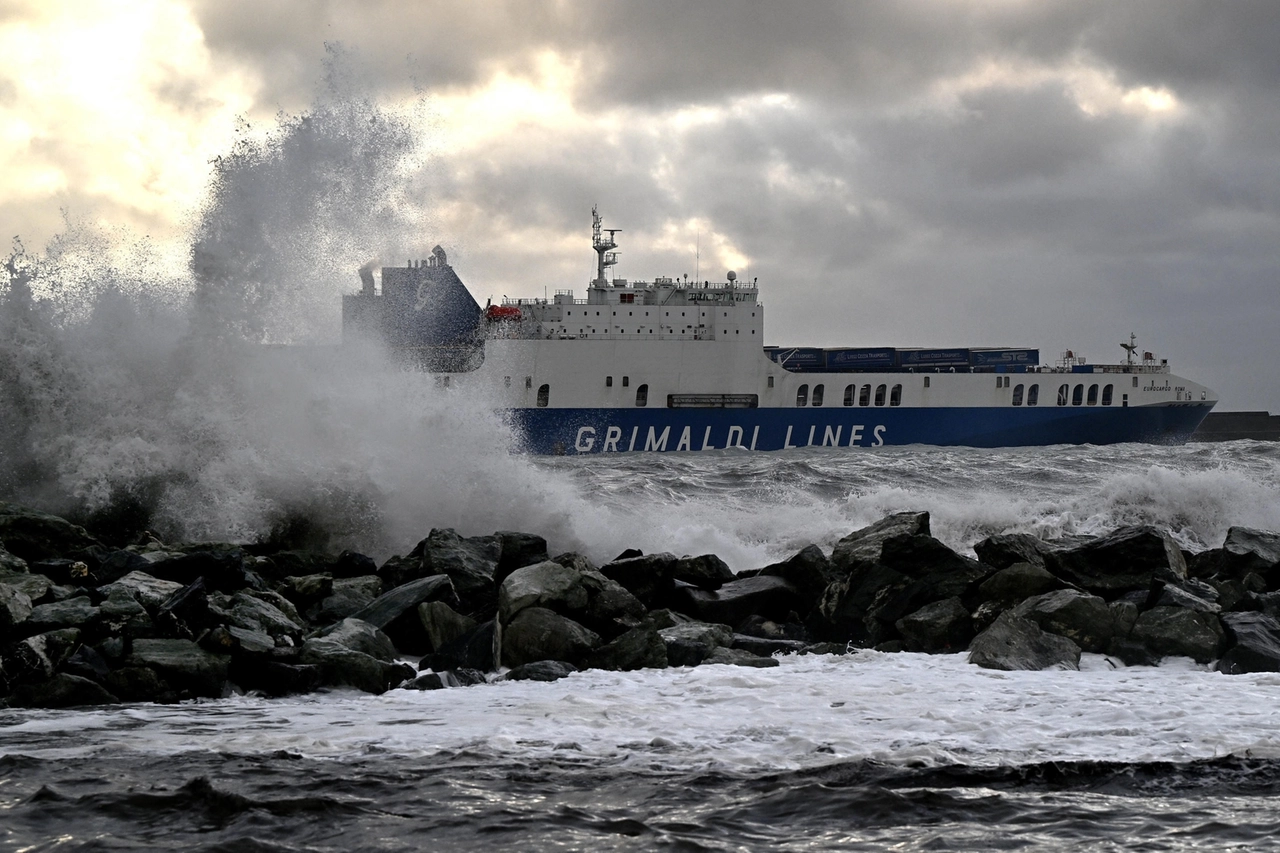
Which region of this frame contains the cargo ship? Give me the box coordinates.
[342,209,1217,454]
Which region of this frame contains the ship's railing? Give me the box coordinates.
[1031,364,1170,374]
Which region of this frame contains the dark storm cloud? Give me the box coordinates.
[188,0,1279,410]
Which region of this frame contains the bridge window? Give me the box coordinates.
[812,384,825,407]
[1102,384,1114,406]
[622,376,630,387]
[796,384,809,407]
[843,384,854,406]
[1057,384,1069,406]
[1027,384,1039,406]
[606,376,613,387]
[1012,384,1024,406]
[1133,376,1138,387]
[1087,384,1099,406]
[859,384,871,406]
[768,376,774,388]
[889,384,902,406]
[874,384,887,406]
[1072,384,1084,406]
[537,384,549,407]
[635,384,648,407]
[924,376,930,388]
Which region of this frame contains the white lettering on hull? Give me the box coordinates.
[570,422,888,452]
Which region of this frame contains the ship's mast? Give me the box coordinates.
[592,205,620,287]
[1121,332,1138,367]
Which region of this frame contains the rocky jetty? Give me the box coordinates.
[4,499,1280,707]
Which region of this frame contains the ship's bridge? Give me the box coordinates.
[491,207,763,341]
[499,274,763,341]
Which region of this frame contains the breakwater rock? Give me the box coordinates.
[4,500,1280,707]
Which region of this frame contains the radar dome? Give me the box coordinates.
[727,270,737,281]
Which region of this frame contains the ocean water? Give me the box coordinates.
[4,443,1280,850]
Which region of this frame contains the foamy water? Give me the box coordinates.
[5,653,1279,771]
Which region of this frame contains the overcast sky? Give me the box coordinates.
[3,0,1278,410]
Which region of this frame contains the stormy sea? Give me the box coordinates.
[1,443,1279,850]
[4,98,1280,851]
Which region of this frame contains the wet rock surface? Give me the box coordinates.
[2,503,1278,707]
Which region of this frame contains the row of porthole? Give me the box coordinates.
[1055,383,1117,407]
[536,383,652,407]
[533,379,1121,410]
[797,383,903,407]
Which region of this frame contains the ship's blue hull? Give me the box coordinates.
[509,403,1215,454]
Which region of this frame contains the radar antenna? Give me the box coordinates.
[1120,332,1138,367]
[591,205,620,287]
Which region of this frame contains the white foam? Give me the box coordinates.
[5,654,1279,771]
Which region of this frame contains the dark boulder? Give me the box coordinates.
[8,673,119,708]
[25,596,100,635]
[155,578,214,636]
[968,611,1081,671]
[976,562,1067,607]
[599,553,679,609]
[585,625,668,671]
[896,597,974,653]
[62,643,111,682]
[382,529,500,616]
[1,571,50,605]
[672,554,736,590]
[495,531,550,584]
[0,582,33,638]
[1013,589,1115,654]
[736,614,811,642]
[974,533,1061,570]
[1149,581,1220,614]
[0,544,28,573]
[504,660,578,682]
[880,535,993,598]
[300,618,413,694]
[813,561,907,644]
[332,550,378,579]
[422,619,496,673]
[1217,612,1280,674]
[310,575,384,623]
[229,659,324,697]
[759,544,839,609]
[658,621,734,667]
[404,672,448,690]
[499,560,645,639]
[127,638,230,698]
[99,571,184,611]
[0,503,101,562]
[1190,527,1280,584]
[3,627,82,684]
[280,573,334,610]
[309,617,398,660]
[499,607,600,669]
[702,647,780,667]
[347,574,457,654]
[830,512,930,573]
[418,600,477,654]
[673,575,800,627]
[144,548,260,593]
[94,550,154,585]
[104,666,174,703]
[212,592,303,642]
[1119,606,1224,664]
[731,634,808,657]
[1046,526,1187,595]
